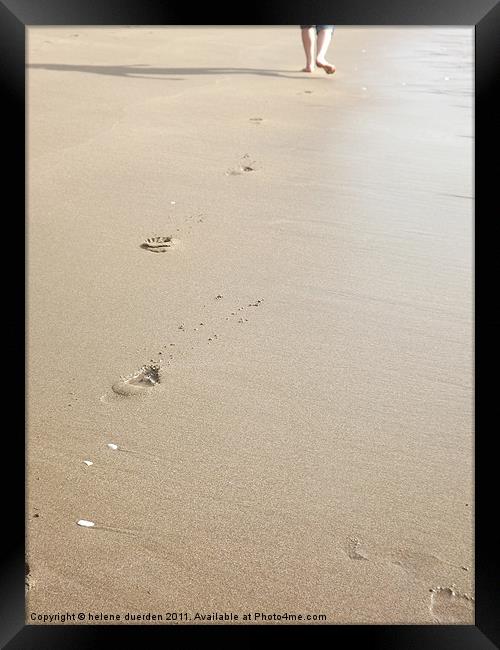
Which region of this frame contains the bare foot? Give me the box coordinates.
[316,59,336,74]
[301,65,315,73]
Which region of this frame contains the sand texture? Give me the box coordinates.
[27,27,474,624]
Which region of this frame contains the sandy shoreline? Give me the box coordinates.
[27,27,473,624]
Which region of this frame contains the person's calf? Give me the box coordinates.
[300,27,316,71]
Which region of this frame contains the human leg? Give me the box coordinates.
[300,26,316,72]
[316,26,336,74]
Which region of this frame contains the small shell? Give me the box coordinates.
[83,460,93,466]
[77,519,95,528]
[107,443,118,450]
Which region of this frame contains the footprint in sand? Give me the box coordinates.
[346,536,368,560]
[25,561,33,592]
[112,362,161,397]
[141,236,175,253]
[429,586,474,623]
[226,154,257,175]
[388,548,464,585]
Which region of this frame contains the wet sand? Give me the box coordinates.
[27,27,474,624]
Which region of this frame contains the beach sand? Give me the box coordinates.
[27,27,474,624]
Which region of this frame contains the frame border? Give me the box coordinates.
[2,0,498,646]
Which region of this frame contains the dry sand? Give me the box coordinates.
[26,27,474,624]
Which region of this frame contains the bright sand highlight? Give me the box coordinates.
[27,27,473,624]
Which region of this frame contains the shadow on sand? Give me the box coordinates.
[27,63,314,81]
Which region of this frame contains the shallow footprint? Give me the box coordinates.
[141,236,175,253]
[226,154,257,175]
[430,586,474,623]
[346,536,368,560]
[388,548,454,584]
[25,561,33,592]
[112,362,161,396]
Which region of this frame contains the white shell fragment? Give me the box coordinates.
[83,460,93,466]
[77,520,95,528]
[107,443,118,450]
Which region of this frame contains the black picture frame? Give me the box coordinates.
[2,0,498,647]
